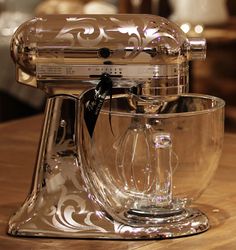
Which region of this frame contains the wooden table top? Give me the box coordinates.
[0,115,236,249]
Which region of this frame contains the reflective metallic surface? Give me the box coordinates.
[11,14,206,92]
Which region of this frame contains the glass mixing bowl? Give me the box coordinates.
[79,93,224,229]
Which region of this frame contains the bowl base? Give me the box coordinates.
[118,207,210,239]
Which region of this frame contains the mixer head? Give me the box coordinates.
[11,14,206,95]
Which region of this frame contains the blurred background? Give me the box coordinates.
[0,0,236,132]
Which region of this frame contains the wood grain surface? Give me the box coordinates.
[0,115,235,250]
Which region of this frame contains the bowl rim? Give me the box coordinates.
[101,93,225,118]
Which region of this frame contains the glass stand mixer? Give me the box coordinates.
[8,14,224,239]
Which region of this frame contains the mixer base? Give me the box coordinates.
[8,205,209,239]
